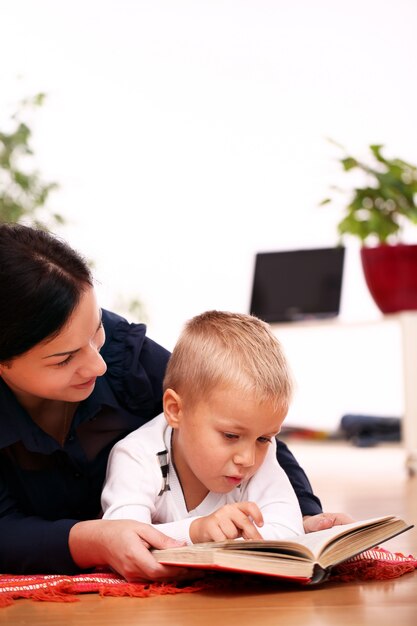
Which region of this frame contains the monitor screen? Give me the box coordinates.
[249,247,345,323]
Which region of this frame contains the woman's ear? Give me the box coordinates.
[163,388,183,429]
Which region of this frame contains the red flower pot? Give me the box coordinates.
[360,244,417,314]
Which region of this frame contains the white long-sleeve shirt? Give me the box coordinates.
[101,413,304,544]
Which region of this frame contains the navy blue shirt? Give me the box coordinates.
[0,310,321,574]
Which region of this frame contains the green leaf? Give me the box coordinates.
[341,157,358,171]
[323,139,417,244]
[369,144,386,163]
[0,92,64,228]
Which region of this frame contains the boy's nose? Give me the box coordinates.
[233,447,256,467]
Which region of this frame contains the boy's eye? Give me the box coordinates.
[223,432,239,440]
[257,436,272,444]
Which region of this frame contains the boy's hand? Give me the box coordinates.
[303,512,355,533]
[189,502,264,543]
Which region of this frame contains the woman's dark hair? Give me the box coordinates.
[0,223,94,361]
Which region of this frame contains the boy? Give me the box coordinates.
[101,310,305,544]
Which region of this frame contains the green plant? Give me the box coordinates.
[0,93,63,229]
[321,142,417,244]
[0,91,147,320]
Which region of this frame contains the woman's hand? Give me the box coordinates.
[189,502,264,544]
[69,519,188,582]
[303,512,355,533]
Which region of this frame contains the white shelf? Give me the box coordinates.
[271,313,417,475]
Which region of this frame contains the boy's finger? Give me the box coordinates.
[237,502,264,527]
[206,522,228,543]
[240,521,263,540]
[232,514,263,540]
[218,518,241,539]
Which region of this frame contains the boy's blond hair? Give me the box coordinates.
[163,310,293,411]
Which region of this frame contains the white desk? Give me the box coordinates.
[272,313,417,476]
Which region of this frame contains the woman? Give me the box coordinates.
[0,224,350,580]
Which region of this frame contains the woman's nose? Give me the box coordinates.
[94,352,107,377]
[79,347,107,378]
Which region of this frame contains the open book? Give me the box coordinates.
[153,515,413,584]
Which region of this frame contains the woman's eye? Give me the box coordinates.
[56,354,75,367]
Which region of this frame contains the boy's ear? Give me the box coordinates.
[163,388,183,429]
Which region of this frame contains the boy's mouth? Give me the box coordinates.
[225,475,244,485]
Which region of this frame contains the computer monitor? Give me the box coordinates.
[249,247,345,323]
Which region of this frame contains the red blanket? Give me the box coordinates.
[0,547,416,608]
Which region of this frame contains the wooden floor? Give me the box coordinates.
[1,440,416,626]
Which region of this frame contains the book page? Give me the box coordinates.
[284,515,396,558]
[217,515,397,560]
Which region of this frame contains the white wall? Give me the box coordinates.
[1,0,416,429]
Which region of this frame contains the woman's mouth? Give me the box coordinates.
[72,377,96,390]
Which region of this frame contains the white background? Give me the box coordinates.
[1,0,416,429]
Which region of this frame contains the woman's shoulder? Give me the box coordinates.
[113,413,167,449]
[98,309,171,414]
[101,309,145,343]
[100,309,146,375]
[100,308,170,371]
